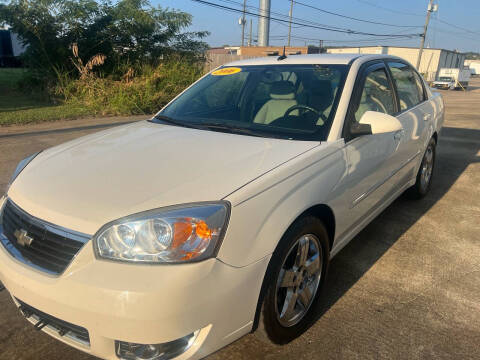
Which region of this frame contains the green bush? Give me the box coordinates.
[1,0,208,81]
[57,58,205,116]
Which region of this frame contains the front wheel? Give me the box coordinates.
[256,216,330,344]
[408,137,436,199]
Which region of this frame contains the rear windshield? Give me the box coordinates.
[154,64,348,140]
[439,77,453,81]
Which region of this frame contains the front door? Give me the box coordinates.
[338,62,403,237]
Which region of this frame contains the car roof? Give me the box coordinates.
[223,53,399,67]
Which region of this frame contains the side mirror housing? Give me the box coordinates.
[351,111,403,137]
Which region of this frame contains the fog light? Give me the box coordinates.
[115,331,198,360]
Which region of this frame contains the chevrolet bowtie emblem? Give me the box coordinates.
[14,229,34,247]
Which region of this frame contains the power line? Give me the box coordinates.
[354,0,478,49]
[434,18,480,36]
[430,21,479,42]
[270,34,419,44]
[216,0,349,31]
[292,0,421,28]
[355,1,480,37]
[190,0,421,38]
[355,0,424,17]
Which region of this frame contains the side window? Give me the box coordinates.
[388,62,424,111]
[413,71,426,102]
[354,67,395,121]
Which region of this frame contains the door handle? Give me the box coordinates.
[423,113,432,121]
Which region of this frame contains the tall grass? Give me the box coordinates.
[57,58,205,116]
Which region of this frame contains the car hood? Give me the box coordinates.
[8,121,319,235]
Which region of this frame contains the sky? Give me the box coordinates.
[155,0,480,53]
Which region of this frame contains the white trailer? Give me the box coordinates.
[432,68,471,90]
[467,62,480,76]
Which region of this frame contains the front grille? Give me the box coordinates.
[16,298,90,346]
[0,199,89,274]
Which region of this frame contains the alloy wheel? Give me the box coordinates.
[274,234,323,327]
[421,144,434,189]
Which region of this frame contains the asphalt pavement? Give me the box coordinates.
[0,82,479,360]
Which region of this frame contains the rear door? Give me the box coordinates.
[386,61,432,180]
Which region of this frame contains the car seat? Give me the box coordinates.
[254,81,298,124]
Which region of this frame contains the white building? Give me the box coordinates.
[327,46,465,82]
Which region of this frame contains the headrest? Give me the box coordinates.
[270,81,296,100]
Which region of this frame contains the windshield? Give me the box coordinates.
[439,76,453,82]
[154,64,348,140]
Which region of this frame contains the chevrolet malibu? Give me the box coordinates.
[0,54,444,360]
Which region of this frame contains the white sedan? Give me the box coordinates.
[0,54,444,360]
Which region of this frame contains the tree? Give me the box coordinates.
[0,0,209,80]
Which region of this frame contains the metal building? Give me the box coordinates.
[327,46,466,82]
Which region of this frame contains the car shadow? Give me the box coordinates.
[314,126,480,320]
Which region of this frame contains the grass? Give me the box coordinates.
[0,105,92,126]
[0,68,94,126]
[0,69,49,112]
[57,60,205,116]
[0,59,204,126]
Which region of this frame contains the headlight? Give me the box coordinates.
[93,202,230,264]
[8,152,41,189]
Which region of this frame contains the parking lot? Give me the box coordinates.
[0,80,479,360]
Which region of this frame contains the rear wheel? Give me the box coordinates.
[256,216,330,344]
[408,137,436,199]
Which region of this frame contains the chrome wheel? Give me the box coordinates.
[275,234,322,327]
[420,144,434,189]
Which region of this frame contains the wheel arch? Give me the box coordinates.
[301,204,336,251]
[251,203,336,333]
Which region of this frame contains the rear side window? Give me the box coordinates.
[388,62,425,111]
[354,67,396,121]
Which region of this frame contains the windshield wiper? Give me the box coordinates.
[152,115,205,130]
[199,122,273,138]
[154,117,286,138]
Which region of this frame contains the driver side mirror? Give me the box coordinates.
[350,111,403,137]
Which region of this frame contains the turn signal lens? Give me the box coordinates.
[94,203,229,264]
[195,220,212,239]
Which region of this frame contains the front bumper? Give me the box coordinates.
[0,226,269,359]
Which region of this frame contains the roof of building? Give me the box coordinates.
[225,53,393,66]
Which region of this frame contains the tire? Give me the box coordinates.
[408,137,436,199]
[255,216,330,344]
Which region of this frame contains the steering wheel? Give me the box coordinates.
[283,105,326,124]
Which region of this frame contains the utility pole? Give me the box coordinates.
[240,0,247,46]
[416,0,437,70]
[248,19,253,46]
[258,0,271,46]
[287,0,294,47]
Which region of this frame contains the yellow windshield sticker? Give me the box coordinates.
[211,67,242,76]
